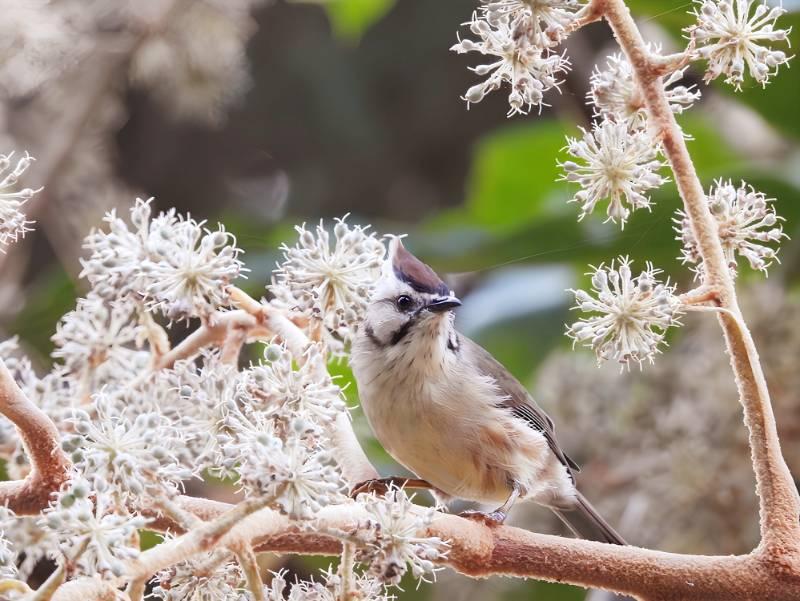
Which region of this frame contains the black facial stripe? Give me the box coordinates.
[389,318,415,346]
[447,333,460,353]
[393,266,450,297]
[364,324,385,349]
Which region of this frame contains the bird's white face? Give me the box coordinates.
[359,239,460,349]
[362,275,455,348]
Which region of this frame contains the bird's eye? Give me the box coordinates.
[396,295,414,312]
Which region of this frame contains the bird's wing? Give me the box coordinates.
[462,336,580,475]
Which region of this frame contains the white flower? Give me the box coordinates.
[589,51,701,125]
[357,488,448,586]
[0,151,38,247]
[242,343,347,425]
[81,198,244,321]
[687,0,792,89]
[144,215,244,322]
[272,216,384,351]
[219,410,344,518]
[152,551,245,601]
[481,0,584,45]
[51,295,142,382]
[61,393,193,503]
[559,121,668,228]
[567,258,682,367]
[271,568,395,601]
[676,179,785,278]
[0,507,17,579]
[167,353,243,468]
[451,12,570,116]
[41,478,147,578]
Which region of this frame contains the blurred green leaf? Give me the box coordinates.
[140,530,164,551]
[462,120,573,230]
[323,0,395,43]
[718,11,800,140]
[13,267,78,360]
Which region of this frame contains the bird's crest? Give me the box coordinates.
[389,238,450,296]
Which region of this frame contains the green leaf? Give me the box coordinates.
[323,0,395,44]
[718,11,800,140]
[462,120,574,230]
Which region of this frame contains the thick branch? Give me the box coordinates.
[600,0,800,557]
[78,495,800,601]
[0,360,70,514]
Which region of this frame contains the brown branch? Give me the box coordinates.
[0,360,70,515]
[112,495,800,601]
[600,0,800,559]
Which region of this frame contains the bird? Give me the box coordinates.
[350,238,625,544]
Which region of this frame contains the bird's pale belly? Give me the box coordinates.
[361,385,515,504]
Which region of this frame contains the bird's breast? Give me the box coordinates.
[355,355,530,503]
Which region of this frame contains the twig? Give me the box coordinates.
[0,360,70,514]
[234,544,265,601]
[600,0,800,555]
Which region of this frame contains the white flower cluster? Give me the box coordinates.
[559,121,668,228]
[0,507,17,580]
[567,258,682,367]
[357,488,449,586]
[0,151,38,248]
[242,344,347,424]
[676,180,786,278]
[41,477,147,578]
[81,198,244,322]
[152,551,246,601]
[272,217,385,352]
[51,295,143,384]
[589,50,701,126]
[218,395,344,519]
[451,11,571,116]
[267,568,395,601]
[688,0,792,89]
[61,393,193,503]
[482,0,584,44]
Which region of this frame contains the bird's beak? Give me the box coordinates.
[426,296,462,313]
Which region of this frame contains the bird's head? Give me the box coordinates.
[361,238,461,348]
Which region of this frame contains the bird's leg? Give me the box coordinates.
[459,481,521,526]
[350,477,435,498]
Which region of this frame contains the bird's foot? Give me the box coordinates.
[350,477,433,498]
[458,509,507,526]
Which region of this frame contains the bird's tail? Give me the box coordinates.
[551,491,626,545]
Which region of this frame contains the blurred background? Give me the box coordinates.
[1,0,799,599]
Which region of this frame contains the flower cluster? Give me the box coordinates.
[676,180,785,278]
[61,393,193,503]
[451,11,571,116]
[567,258,682,368]
[242,344,347,424]
[41,477,147,578]
[81,198,244,322]
[152,551,245,601]
[51,295,143,385]
[559,121,668,227]
[267,567,395,601]
[218,409,344,519]
[357,488,449,586]
[589,50,701,126]
[0,151,38,247]
[688,0,792,89]
[272,216,385,352]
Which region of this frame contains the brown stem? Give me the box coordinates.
[601,0,800,557]
[0,360,70,514]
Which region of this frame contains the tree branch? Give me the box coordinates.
[599,0,800,558]
[0,360,70,514]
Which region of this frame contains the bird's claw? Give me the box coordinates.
[458,509,507,526]
[350,478,391,498]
